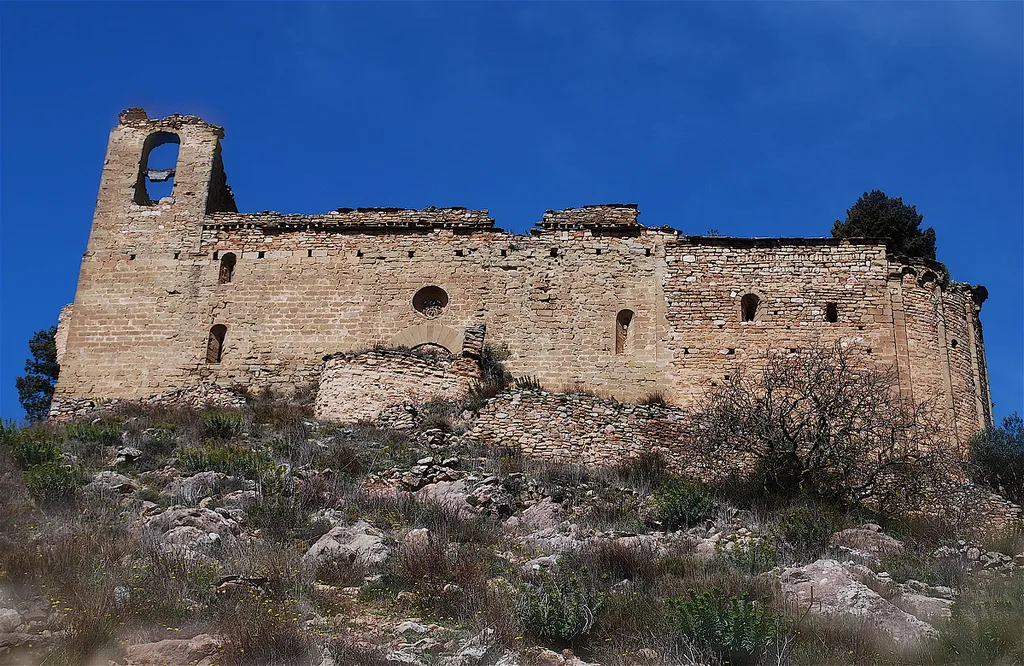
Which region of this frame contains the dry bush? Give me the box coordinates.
[689,342,949,514]
[389,532,491,622]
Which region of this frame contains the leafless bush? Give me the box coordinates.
[688,342,948,514]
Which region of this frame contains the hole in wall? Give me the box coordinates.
[596,248,602,255]
[408,251,415,258]
[740,293,760,322]
[455,249,464,257]
[213,251,219,260]
[308,250,313,258]
[951,339,959,349]
[173,251,180,259]
[206,324,227,364]
[825,302,839,323]
[500,249,507,257]
[357,250,363,258]
[645,248,652,257]
[218,253,236,284]
[257,251,265,259]
[615,309,634,354]
[129,254,136,261]
[413,285,449,318]
[550,248,558,257]
[135,131,180,205]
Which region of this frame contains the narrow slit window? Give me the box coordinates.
[615,309,635,355]
[206,324,227,364]
[825,302,838,323]
[134,131,180,205]
[218,252,236,283]
[740,294,760,322]
[550,248,558,257]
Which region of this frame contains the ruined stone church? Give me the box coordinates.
[52,109,992,445]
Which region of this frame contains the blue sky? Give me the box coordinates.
[1,1,1021,423]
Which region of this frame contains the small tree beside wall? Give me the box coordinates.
[687,343,946,514]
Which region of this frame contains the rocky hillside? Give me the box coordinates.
[0,393,1022,666]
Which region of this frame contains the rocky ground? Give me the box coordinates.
[0,397,1022,666]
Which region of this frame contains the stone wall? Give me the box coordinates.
[53,109,992,446]
[314,349,480,423]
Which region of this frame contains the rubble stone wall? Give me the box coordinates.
[315,349,480,423]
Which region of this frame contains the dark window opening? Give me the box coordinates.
[500,249,507,257]
[256,251,265,259]
[596,248,602,255]
[129,254,136,261]
[134,131,180,205]
[218,252,236,284]
[455,249,465,257]
[740,293,760,322]
[206,324,227,364]
[413,286,449,318]
[615,309,635,355]
[825,302,839,323]
[951,339,959,349]
[357,250,363,258]
[408,251,415,258]
[726,348,736,355]
[550,248,558,257]
[173,251,180,259]
[308,250,313,258]
[213,251,219,260]
[645,248,652,257]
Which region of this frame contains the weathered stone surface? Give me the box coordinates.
[779,559,937,644]
[303,520,390,570]
[830,524,904,565]
[124,633,225,666]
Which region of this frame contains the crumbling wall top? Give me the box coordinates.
[205,207,495,231]
[537,204,640,230]
[117,108,225,137]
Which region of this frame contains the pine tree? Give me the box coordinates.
[832,190,937,261]
[15,326,59,422]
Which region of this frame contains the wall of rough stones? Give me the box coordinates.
[53,110,992,447]
[469,389,1020,536]
[314,349,480,423]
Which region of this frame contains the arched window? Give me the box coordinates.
[740,294,760,322]
[218,253,236,284]
[825,302,838,323]
[615,309,634,354]
[206,325,227,364]
[134,132,181,205]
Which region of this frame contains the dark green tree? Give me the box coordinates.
[832,190,937,261]
[969,413,1024,504]
[15,326,59,422]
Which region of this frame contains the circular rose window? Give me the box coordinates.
[413,286,449,318]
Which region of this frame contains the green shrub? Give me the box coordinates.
[667,589,777,666]
[720,540,778,575]
[1,423,63,469]
[202,410,244,440]
[66,420,122,447]
[653,477,716,530]
[969,413,1024,504]
[177,444,276,480]
[23,459,81,505]
[878,551,946,586]
[516,570,606,642]
[775,503,850,563]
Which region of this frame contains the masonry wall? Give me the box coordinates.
[315,349,480,423]
[53,110,993,445]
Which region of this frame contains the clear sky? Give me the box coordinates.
[1,1,1021,423]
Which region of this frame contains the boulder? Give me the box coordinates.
[829,525,903,566]
[168,471,225,503]
[303,520,390,571]
[85,471,137,494]
[0,608,23,634]
[779,559,936,644]
[124,633,225,666]
[146,506,240,554]
[519,500,563,531]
